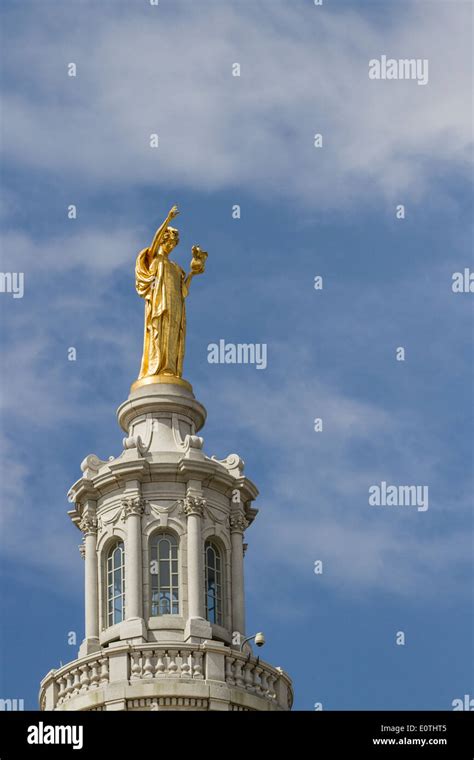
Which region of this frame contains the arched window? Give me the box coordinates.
[205,540,223,626]
[106,541,125,627]
[150,532,179,616]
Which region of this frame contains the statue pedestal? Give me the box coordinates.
[117,381,206,456]
[130,374,193,394]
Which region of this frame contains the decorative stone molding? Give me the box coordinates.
[79,543,86,560]
[229,512,249,533]
[122,435,147,456]
[97,506,123,530]
[181,433,205,461]
[148,500,180,522]
[211,453,245,477]
[121,496,146,520]
[179,495,206,518]
[123,417,153,456]
[131,697,209,711]
[156,697,208,710]
[184,435,204,451]
[79,515,98,536]
[202,503,227,524]
[80,454,109,479]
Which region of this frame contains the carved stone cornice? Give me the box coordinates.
[229,512,249,534]
[121,496,146,520]
[179,495,206,518]
[79,515,98,536]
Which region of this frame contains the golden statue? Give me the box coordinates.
[132,205,207,391]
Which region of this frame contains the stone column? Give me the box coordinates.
[121,496,146,620]
[181,494,213,642]
[230,511,249,638]
[181,495,206,618]
[78,511,100,656]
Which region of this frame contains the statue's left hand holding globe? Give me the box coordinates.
[132,205,208,393]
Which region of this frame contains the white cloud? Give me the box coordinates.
[2,0,471,208]
[0,228,142,276]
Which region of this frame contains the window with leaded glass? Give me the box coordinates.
[205,540,223,626]
[150,532,179,616]
[106,541,125,627]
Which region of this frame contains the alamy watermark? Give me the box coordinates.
[0,272,24,298]
[207,340,267,370]
[27,722,83,750]
[369,56,429,86]
[0,697,24,710]
[369,481,429,512]
[452,268,474,293]
[452,694,474,710]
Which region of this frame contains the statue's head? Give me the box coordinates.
[161,226,179,255]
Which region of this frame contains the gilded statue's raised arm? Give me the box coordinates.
[149,205,180,257]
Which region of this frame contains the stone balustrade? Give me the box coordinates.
[40,643,293,711]
[224,651,278,700]
[129,647,205,681]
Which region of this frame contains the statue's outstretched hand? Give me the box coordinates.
[168,205,179,220]
[190,246,208,274]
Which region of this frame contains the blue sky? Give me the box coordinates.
[0,0,472,710]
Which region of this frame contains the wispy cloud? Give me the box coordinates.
[1,0,471,208]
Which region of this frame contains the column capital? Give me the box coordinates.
[179,495,206,518]
[121,495,146,520]
[230,511,249,534]
[79,514,98,536]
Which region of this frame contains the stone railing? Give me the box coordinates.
[224,652,278,701]
[129,647,205,681]
[54,653,110,706]
[40,643,293,711]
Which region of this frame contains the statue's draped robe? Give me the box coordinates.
[135,248,188,379]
